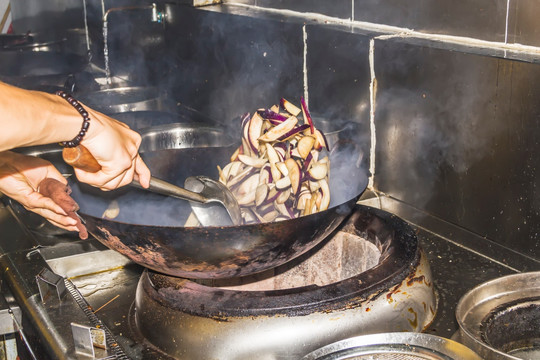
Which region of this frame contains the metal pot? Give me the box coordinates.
[0,50,90,93]
[0,32,68,52]
[456,271,540,359]
[109,105,217,130]
[109,111,187,130]
[303,332,482,360]
[0,51,87,78]
[0,34,34,49]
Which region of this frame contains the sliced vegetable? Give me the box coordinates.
[247,112,264,152]
[308,161,328,180]
[284,158,301,195]
[255,183,269,206]
[277,124,310,141]
[257,109,288,122]
[217,98,332,224]
[296,135,315,159]
[258,116,298,142]
[281,98,302,116]
[238,154,268,168]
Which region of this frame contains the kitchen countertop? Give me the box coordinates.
[1,193,539,358]
[359,193,540,338]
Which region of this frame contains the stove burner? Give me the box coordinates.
[131,205,437,359]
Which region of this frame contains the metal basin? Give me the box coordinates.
[109,105,217,130]
[303,333,481,360]
[0,32,66,52]
[456,271,540,359]
[0,51,87,78]
[76,87,173,114]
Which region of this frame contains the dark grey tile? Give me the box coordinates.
[508,0,540,47]
[373,38,540,258]
[305,25,372,170]
[306,25,371,124]
[354,0,508,42]
[234,0,353,20]
[162,4,304,120]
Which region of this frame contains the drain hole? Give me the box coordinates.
[481,297,540,358]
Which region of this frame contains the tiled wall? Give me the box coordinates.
[226,0,539,47]
[162,3,540,259]
[9,0,538,258]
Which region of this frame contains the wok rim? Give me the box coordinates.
[77,179,367,230]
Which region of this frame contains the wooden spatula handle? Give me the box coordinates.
[62,145,101,173]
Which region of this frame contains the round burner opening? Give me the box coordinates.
[195,230,383,291]
[481,298,540,359]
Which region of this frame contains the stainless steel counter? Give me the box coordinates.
[0,193,538,358]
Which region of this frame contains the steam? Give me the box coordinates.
[375,79,500,207]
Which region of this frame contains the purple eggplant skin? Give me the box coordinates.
[241,112,250,127]
[303,152,313,171]
[284,199,297,218]
[261,164,273,183]
[257,109,288,122]
[228,167,259,192]
[277,124,310,141]
[320,131,330,151]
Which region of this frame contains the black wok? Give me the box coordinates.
[69,139,368,279]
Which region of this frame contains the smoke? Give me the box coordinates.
[375,72,500,207]
[161,7,304,123]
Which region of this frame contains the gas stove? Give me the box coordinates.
[0,193,537,359]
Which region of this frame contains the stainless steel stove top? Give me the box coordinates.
[0,193,538,359]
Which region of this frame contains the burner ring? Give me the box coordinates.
[133,205,437,359]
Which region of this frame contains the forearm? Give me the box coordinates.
[0,81,82,151]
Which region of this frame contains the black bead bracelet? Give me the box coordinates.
[56,90,91,148]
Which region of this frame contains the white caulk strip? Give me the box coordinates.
[225,3,540,57]
[368,38,376,190]
[504,0,511,58]
[303,24,309,105]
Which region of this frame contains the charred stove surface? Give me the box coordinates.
[132,205,437,359]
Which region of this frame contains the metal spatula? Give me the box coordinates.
[62,145,242,227]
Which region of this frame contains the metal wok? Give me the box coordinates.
[69,141,368,279]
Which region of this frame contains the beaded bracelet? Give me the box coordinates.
[55,90,91,148]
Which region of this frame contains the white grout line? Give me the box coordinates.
[82,0,91,52]
[368,39,376,190]
[225,3,540,57]
[504,0,511,58]
[302,25,309,106]
[351,0,354,22]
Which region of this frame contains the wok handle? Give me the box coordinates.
[62,145,101,172]
[63,145,208,204]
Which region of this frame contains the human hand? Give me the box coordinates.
[0,151,79,231]
[70,108,151,191]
